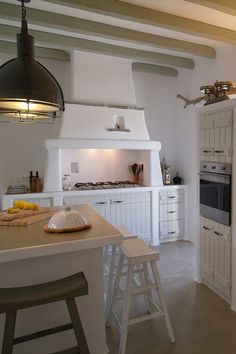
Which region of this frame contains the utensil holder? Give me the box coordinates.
[132,175,139,184]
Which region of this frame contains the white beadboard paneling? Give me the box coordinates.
[199,108,233,163]
[63,192,151,243]
[200,216,231,302]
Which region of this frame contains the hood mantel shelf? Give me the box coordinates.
[45,139,161,150]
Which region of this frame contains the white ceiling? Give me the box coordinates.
[0,0,236,65]
[121,0,236,31]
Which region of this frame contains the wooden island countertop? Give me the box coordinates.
[0,204,122,354]
[0,204,122,262]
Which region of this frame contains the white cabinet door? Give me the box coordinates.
[213,224,231,299]
[110,192,151,243]
[200,217,231,302]
[199,109,233,163]
[200,217,215,289]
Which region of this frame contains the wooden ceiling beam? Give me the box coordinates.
[0,2,215,59]
[185,0,236,16]
[0,24,195,69]
[0,40,70,61]
[42,0,236,45]
[132,63,178,77]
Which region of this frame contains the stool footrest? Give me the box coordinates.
[128,311,164,326]
[14,323,73,344]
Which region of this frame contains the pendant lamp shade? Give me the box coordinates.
[0,1,65,123]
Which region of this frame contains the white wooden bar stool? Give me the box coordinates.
[104,226,136,323]
[108,238,175,354]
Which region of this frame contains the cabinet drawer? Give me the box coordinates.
[159,190,184,204]
[63,195,110,206]
[159,220,184,238]
[160,202,184,221]
[110,192,150,205]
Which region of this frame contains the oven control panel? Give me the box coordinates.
[200,161,232,175]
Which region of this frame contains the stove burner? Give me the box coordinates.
[72,180,140,191]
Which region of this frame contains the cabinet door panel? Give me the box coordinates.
[110,202,151,243]
[213,227,231,299]
[200,218,215,288]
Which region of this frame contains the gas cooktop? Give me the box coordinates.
[72,180,140,191]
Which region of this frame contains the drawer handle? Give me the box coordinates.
[203,226,211,231]
[214,231,223,236]
[203,149,211,153]
[167,211,176,214]
[214,150,224,153]
[112,200,124,204]
[168,231,176,234]
[168,196,176,199]
[95,202,107,205]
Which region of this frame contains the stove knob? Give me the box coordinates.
[211,165,216,169]
[221,166,226,171]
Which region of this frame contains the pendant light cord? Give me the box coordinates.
[21,0,28,35]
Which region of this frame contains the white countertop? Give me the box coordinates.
[0,184,186,200]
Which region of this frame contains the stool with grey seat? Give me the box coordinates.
[0,272,90,354]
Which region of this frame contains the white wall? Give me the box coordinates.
[0,53,70,194]
[70,51,136,106]
[133,42,236,242]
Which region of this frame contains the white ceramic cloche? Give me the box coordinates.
[47,206,90,232]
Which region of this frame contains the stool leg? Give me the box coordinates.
[142,262,155,313]
[2,311,17,354]
[150,261,175,343]
[105,244,117,323]
[119,263,133,354]
[66,298,90,354]
[135,263,152,314]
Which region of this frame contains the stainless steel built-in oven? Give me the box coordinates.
[200,161,231,226]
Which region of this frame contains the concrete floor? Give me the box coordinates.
[106,241,236,354]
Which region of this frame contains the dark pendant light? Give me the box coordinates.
[0,0,65,123]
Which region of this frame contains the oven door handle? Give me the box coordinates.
[199,172,230,184]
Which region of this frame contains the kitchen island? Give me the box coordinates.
[0,204,122,354]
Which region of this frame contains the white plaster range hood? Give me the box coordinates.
[43,52,163,192]
[43,103,163,192]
